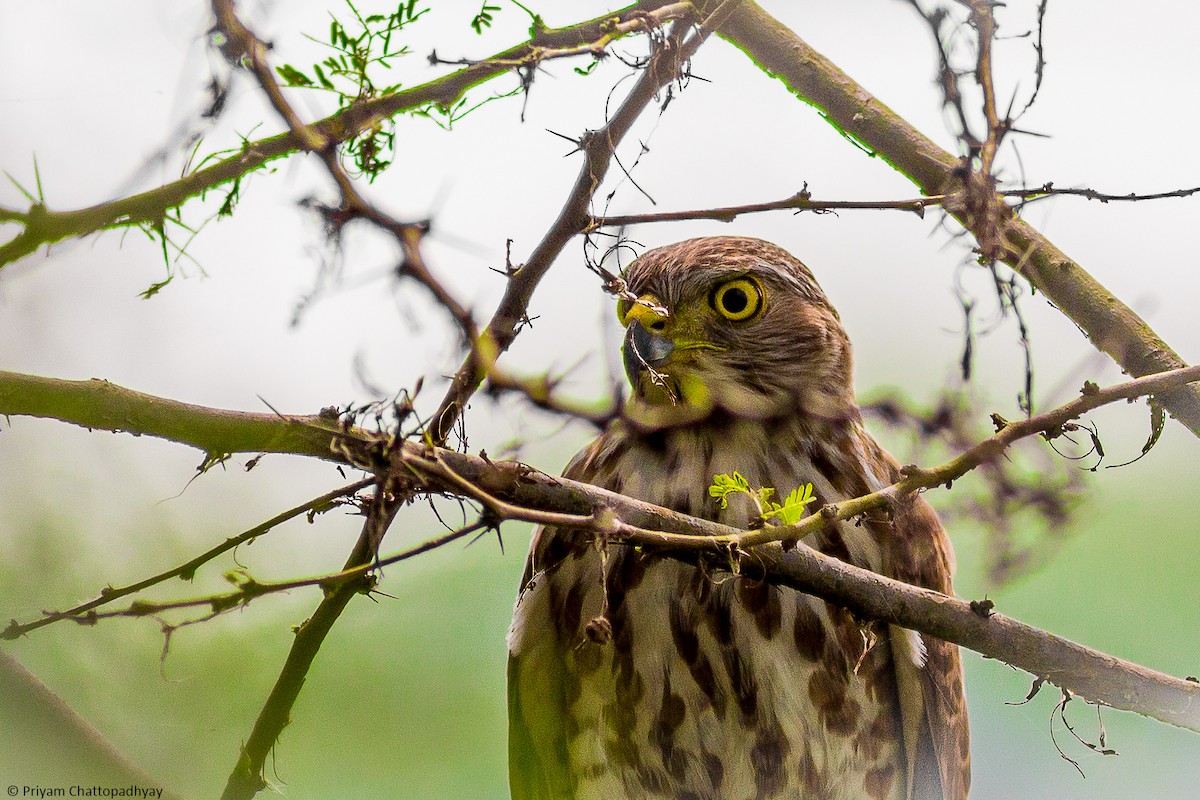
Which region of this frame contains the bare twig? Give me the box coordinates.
[1018,0,1050,119]
[1,478,372,640]
[1003,182,1200,204]
[968,0,1004,177]
[483,366,619,429]
[589,190,943,228]
[16,519,485,629]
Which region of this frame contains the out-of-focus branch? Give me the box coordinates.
[0,2,695,269]
[0,652,187,800]
[711,1,1200,438]
[484,366,620,429]
[862,390,1083,583]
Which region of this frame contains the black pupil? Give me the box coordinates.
[722,287,749,314]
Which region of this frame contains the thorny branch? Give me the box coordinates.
[586,180,1200,230]
[0,2,696,269]
[590,189,944,228]
[4,518,486,633]
[4,364,1200,733]
[1,478,372,639]
[710,0,1200,437]
[213,0,474,341]
[429,2,742,444]
[1003,182,1200,204]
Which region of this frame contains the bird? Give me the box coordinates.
[507,236,970,800]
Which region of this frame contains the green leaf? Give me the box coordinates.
[275,64,313,87]
[313,63,335,90]
[762,482,815,525]
[708,472,750,509]
[783,483,815,510]
[1144,397,1166,457]
[573,59,601,77]
[471,2,501,34]
[138,276,173,300]
[1109,396,1167,468]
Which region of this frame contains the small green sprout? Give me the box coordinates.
[708,472,815,526]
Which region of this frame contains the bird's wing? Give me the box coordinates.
[507,531,574,800]
[886,494,971,800]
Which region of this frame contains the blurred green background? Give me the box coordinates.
[3,408,1198,799]
[3,1,1199,798]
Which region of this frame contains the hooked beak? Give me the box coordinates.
[623,320,675,385]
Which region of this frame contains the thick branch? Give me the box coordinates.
[750,546,1200,733]
[5,366,1200,733]
[0,370,338,460]
[712,1,1200,437]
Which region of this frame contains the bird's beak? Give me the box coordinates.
[621,294,674,384]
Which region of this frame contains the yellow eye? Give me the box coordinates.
[709,277,763,321]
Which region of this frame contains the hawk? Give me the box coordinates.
[507,237,970,800]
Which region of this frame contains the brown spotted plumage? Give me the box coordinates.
[508,237,970,800]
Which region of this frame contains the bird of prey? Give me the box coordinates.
[508,236,970,800]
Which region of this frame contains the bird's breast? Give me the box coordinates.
[508,416,907,800]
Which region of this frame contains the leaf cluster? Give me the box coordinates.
[275,0,427,179]
[708,471,815,526]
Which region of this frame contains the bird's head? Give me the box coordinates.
[617,236,858,429]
